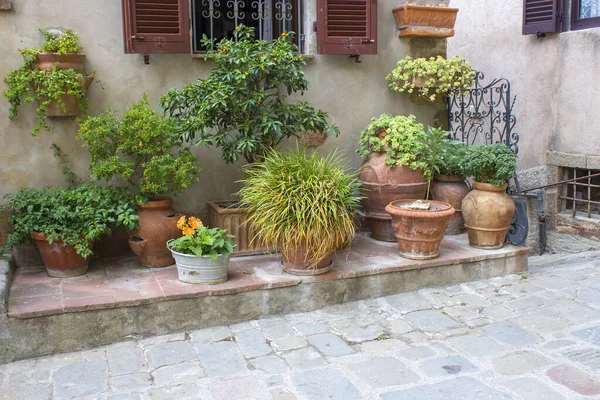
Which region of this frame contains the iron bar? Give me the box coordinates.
[521,172,600,192]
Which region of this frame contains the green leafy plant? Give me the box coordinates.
[237,147,362,267]
[386,56,475,102]
[2,29,94,136]
[358,114,428,172]
[438,140,468,176]
[77,94,202,199]
[415,127,451,200]
[162,25,339,164]
[464,144,517,186]
[51,143,79,187]
[0,183,142,258]
[167,216,235,259]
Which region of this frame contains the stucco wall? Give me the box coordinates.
[448,0,600,170]
[0,0,442,216]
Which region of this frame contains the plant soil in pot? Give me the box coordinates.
[392,4,459,38]
[31,232,91,277]
[431,174,470,235]
[385,200,455,260]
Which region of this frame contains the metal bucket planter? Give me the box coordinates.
[167,241,231,284]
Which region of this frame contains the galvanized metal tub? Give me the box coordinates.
[167,240,230,284]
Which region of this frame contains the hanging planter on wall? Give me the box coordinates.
[392,4,459,38]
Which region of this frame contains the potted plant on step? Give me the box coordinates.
[77,94,202,268]
[237,148,362,275]
[358,114,429,242]
[162,25,338,256]
[430,140,470,235]
[462,144,517,249]
[386,56,475,103]
[385,127,456,260]
[0,184,140,277]
[167,216,236,284]
[392,1,459,38]
[2,29,96,135]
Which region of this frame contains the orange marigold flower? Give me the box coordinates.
[182,226,195,237]
[282,32,289,37]
[176,216,186,230]
[260,64,265,69]
[188,217,202,229]
[245,71,249,76]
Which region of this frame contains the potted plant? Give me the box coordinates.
[237,148,361,275]
[77,94,202,268]
[357,114,429,242]
[430,140,470,235]
[2,29,96,136]
[167,216,236,284]
[462,144,517,249]
[162,25,338,256]
[392,1,459,38]
[0,184,140,277]
[386,56,475,103]
[385,127,456,260]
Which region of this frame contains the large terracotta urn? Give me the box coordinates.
[461,181,515,249]
[359,152,428,241]
[430,174,471,235]
[128,196,181,268]
[31,232,91,277]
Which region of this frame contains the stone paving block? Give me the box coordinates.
[419,288,460,308]
[257,317,296,339]
[151,362,204,386]
[447,335,506,357]
[190,326,232,344]
[503,295,547,311]
[110,373,152,392]
[148,383,199,400]
[270,388,297,400]
[234,329,272,358]
[385,292,433,314]
[291,322,329,336]
[452,294,493,308]
[292,368,362,400]
[209,376,271,400]
[547,364,600,396]
[571,324,600,345]
[250,355,289,374]
[563,348,600,369]
[359,338,405,353]
[388,319,413,334]
[466,317,492,327]
[500,281,545,297]
[145,341,196,369]
[138,333,187,347]
[404,310,460,333]
[230,322,253,332]
[574,287,600,307]
[107,342,146,376]
[442,305,480,321]
[281,347,327,369]
[380,377,511,400]
[500,378,565,400]
[577,277,600,290]
[526,276,570,291]
[1,383,50,400]
[483,321,540,346]
[420,355,479,377]
[491,351,553,375]
[515,315,568,336]
[329,318,384,342]
[271,336,308,352]
[53,360,108,399]
[195,341,249,377]
[544,299,600,324]
[307,333,354,357]
[402,331,431,343]
[397,346,436,361]
[544,339,576,349]
[348,356,420,388]
[109,394,143,400]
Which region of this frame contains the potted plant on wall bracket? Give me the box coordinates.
[392,1,459,38]
[462,144,517,249]
[2,29,97,136]
[77,94,202,268]
[385,127,456,260]
[237,148,362,276]
[386,56,475,103]
[162,25,338,256]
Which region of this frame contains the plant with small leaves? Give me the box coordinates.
[51,144,79,187]
[161,25,339,164]
[39,29,84,54]
[438,140,468,176]
[464,144,517,186]
[414,127,451,201]
[77,94,202,199]
[168,216,236,259]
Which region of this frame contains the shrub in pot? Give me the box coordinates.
[357,114,429,241]
[385,127,456,260]
[462,144,517,249]
[237,148,361,275]
[167,216,236,284]
[430,140,470,235]
[2,29,96,136]
[77,94,202,267]
[386,56,475,103]
[0,184,140,277]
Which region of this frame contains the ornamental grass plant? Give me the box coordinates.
[168,216,235,259]
[237,148,362,267]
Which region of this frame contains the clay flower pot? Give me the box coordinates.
[129,196,181,268]
[31,232,91,277]
[462,181,515,249]
[281,242,334,276]
[392,4,459,38]
[40,75,93,117]
[430,174,471,235]
[36,53,86,72]
[385,200,455,260]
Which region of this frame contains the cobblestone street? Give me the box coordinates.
[2,250,600,400]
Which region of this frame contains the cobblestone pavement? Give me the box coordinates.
[2,251,600,400]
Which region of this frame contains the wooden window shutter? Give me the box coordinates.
[522,0,564,35]
[122,0,191,54]
[317,0,377,55]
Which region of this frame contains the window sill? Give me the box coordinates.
[191,53,316,60]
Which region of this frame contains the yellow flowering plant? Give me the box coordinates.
[167,216,235,259]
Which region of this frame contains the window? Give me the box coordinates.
[522,0,600,35]
[561,168,600,219]
[572,0,600,30]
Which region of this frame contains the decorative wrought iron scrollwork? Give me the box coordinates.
[202,0,222,18]
[274,0,293,21]
[251,0,269,20]
[227,0,246,22]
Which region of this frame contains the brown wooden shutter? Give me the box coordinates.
[317,0,377,55]
[522,0,564,35]
[122,0,191,54]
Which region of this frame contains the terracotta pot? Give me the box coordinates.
[281,242,334,276]
[39,75,93,117]
[359,152,428,242]
[30,232,90,277]
[385,200,455,260]
[431,174,471,235]
[462,181,515,249]
[392,4,459,38]
[36,53,86,72]
[129,196,181,268]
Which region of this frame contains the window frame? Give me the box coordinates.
[571,0,600,30]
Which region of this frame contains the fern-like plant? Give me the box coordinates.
[464,144,517,186]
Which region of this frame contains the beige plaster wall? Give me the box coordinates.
[0,0,442,214]
[448,0,600,170]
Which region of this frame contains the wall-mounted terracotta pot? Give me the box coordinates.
[430,174,471,235]
[40,75,93,117]
[392,4,459,38]
[31,232,91,277]
[36,53,86,72]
